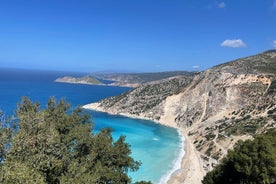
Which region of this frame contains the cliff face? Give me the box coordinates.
[84,51,276,171]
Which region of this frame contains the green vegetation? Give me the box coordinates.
[202,129,276,184]
[55,75,103,85]
[205,133,216,141]
[97,71,195,84]
[218,114,274,137]
[256,58,276,74]
[0,97,150,184]
[213,50,276,74]
[268,80,276,94]
[100,77,192,115]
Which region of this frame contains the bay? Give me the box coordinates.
[0,68,183,183]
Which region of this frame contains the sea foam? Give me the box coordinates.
[158,130,185,184]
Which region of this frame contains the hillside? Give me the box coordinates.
[95,71,195,87]
[83,50,276,182]
[55,76,103,85]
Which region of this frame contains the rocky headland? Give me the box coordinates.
[55,76,103,85]
[83,50,276,183]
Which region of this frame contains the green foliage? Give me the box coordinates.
[205,133,216,141]
[224,116,268,136]
[0,161,46,184]
[0,97,150,183]
[202,129,276,184]
[101,76,192,115]
[0,112,14,165]
[268,80,276,94]
[134,181,152,184]
[98,71,194,84]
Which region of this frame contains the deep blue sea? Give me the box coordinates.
[0,68,184,183]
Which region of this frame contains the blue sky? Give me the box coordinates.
[0,0,275,72]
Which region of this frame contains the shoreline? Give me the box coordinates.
[167,129,205,184]
[158,130,185,184]
[82,103,205,184]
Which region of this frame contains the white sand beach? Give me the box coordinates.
[167,129,204,184]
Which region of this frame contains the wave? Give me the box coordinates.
[158,130,185,184]
[153,137,159,141]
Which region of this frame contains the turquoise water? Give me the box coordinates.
[92,111,184,183]
[0,68,184,183]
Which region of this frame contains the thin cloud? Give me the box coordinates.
[221,39,246,48]
[218,2,226,8]
[192,65,200,69]
[273,40,276,48]
[273,0,276,9]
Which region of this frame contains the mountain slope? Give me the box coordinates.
[83,50,276,179]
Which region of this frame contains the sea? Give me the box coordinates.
[0,68,184,184]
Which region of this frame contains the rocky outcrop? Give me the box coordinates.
[83,51,276,172]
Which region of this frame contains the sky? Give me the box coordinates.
[0,0,275,73]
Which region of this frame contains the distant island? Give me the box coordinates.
[55,71,195,87]
[55,76,103,85]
